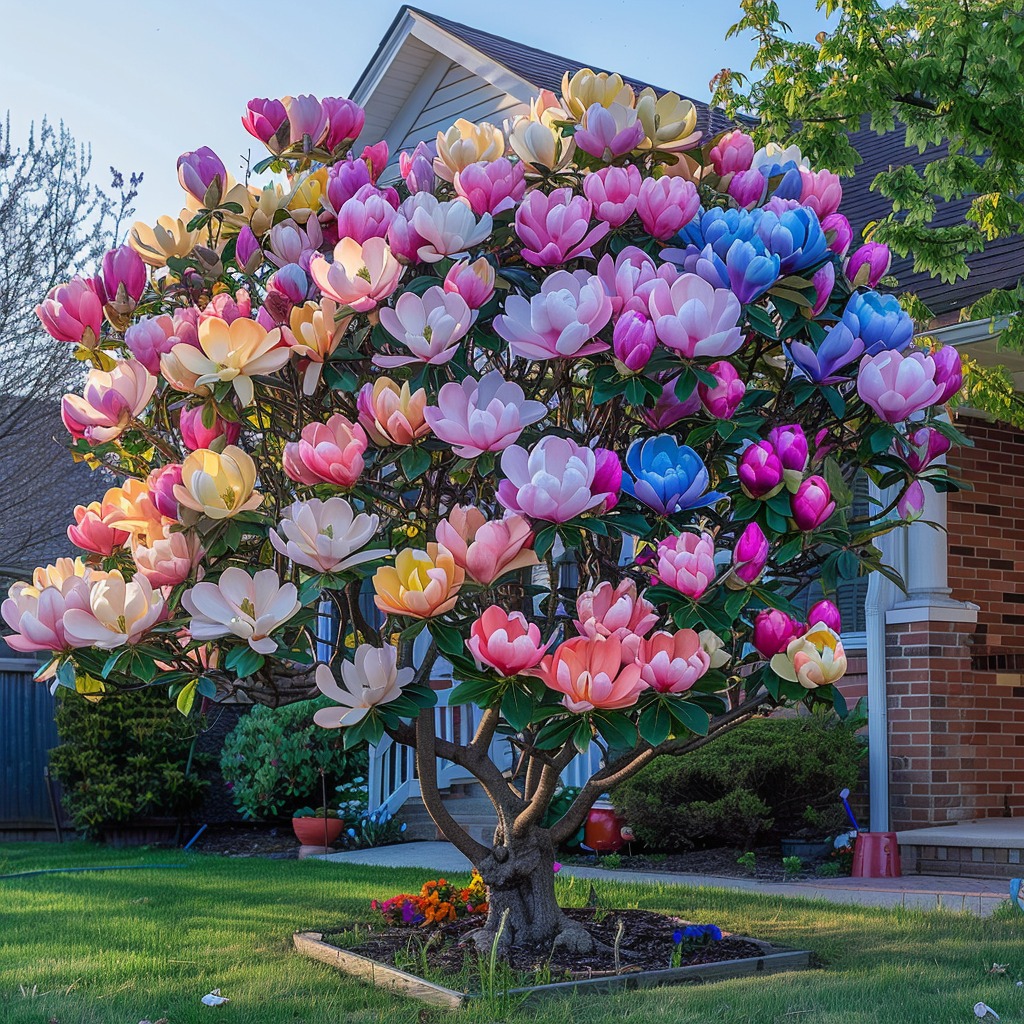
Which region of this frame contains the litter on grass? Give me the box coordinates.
[201,990,230,1007]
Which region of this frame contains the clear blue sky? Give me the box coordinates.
[2,0,829,227]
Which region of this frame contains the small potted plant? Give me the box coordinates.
[292,806,343,846]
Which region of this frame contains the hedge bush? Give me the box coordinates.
[612,713,865,850]
[219,697,366,820]
[49,688,207,839]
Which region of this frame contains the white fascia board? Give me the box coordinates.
[351,10,417,107]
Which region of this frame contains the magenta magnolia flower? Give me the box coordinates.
[792,476,836,530]
[179,404,241,451]
[282,414,368,488]
[242,98,288,153]
[767,424,808,473]
[932,345,963,404]
[822,213,853,256]
[738,441,784,499]
[125,315,185,375]
[646,274,743,359]
[731,522,769,585]
[493,269,612,361]
[235,226,263,274]
[899,480,926,521]
[807,599,841,633]
[642,378,701,430]
[584,165,642,228]
[376,286,474,367]
[177,147,227,204]
[847,242,891,287]
[322,97,366,150]
[698,360,745,419]
[423,370,546,458]
[656,533,716,600]
[900,425,951,473]
[102,245,146,304]
[753,609,804,658]
[326,155,374,212]
[36,276,104,347]
[709,130,754,176]
[147,463,183,520]
[336,186,398,245]
[612,311,656,372]
[454,157,525,216]
[636,176,700,240]
[574,102,645,162]
[728,169,768,209]
[497,436,619,522]
[514,188,610,267]
[857,350,945,423]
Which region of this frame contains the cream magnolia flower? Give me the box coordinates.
[770,622,847,689]
[62,570,166,650]
[313,643,413,727]
[698,629,731,670]
[287,298,350,394]
[174,445,262,520]
[182,567,299,654]
[434,118,506,182]
[129,211,200,268]
[247,183,293,236]
[169,316,288,407]
[508,117,575,175]
[24,557,89,598]
[561,68,635,119]
[270,497,390,575]
[635,89,700,152]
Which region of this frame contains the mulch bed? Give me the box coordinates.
[336,908,768,980]
[188,824,302,858]
[569,845,837,881]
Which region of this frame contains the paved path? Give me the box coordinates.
[318,842,1014,916]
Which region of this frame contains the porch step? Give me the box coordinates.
[897,818,1024,879]
[397,793,497,845]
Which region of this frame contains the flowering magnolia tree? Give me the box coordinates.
[5,73,965,952]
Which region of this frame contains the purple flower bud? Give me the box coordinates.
[810,261,835,317]
[821,213,853,256]
[932,345,963,404]
[177,146,228,205]
[267,263,310,306]
[612,311,657,372]
[807,599,841,633]
[732,522,770,585]
[242,98,288,153]
[767,424,808,472]
[642,379,701,430]
[101,245,146,304]
[235,226,263,275]
[847,242,891,287]
[399,141,436,195]
[900,426,951,473]
[326,156,373,213]
[898,480,926,521]
[738,441,784,499]
[792,476,835,531]
[728,169,768,209]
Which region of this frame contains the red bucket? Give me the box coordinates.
[584,802,626,853]
[851,832,901,878]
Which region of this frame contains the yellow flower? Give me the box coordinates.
[635,89,700,153]
[129,212,200,268]
[287,298,350,394]
[287,169,327,220]
[174,445,262,521]
[770,623,847,689]
[561,69,634,120]
[169,317,288,407]
[435,119,505,182]
[23,558,89,598]
[372,544,464,619]
[247,184,292,236]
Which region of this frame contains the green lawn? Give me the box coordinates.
[1,842,1022,1024]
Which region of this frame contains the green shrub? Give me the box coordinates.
[219,697,367,820]
[612,713,864,851]
[49,688,208,839]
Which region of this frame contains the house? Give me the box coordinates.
[350,6,1024,871]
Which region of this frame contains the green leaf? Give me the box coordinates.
[224,645,265,680]
[501,685,533,732]
[669,700,711,736]
[429,621,465,659]
[400,446,432,480]
[638,702,672,746]
[175,680,198,716]
[197,676,217,699]
[447,676,501,708]
[592,711,638,751]
[533,525,557,559]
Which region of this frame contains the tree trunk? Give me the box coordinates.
[464,825,593,954]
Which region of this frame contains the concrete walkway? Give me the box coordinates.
[318,841,1014,916]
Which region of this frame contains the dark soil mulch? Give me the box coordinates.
[338,908,770,981]
[188,824,301,858]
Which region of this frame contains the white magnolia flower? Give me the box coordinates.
[269,497,389,575]
[314,644,413,727]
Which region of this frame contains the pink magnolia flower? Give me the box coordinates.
[583,164,643,228]
[399,141,436,195]
[753,608,805,658]
[698,360,745,419]
[596,246,677,318]
[336,186,398,244]
[738,441,784,499]
[467,607,550,676]
[147,463,183,521]
[359,142,389,181]
[1,577,87,653]
[637,629,710,693]
[356,378,430,446]
[270,497,388,575]
[376,286,474,367]
[642,378,701,429]
[35,277,104,347]
[535,635,647,713]
[282,414,368,488]
[822,213,853,256]
[200,289,252,324]
[435,506,539,585]
[768,424,809,473]
[125,314,192,374]
[101,245,147,305]
[283,94,329,146]
[310,237,402,313]
[241,97,288,153]
[62,571,166,649]
[799,168,843,219]
[408,194,492,263]
[514,188,610,267]
[131,527,203,588]
[612,311,657,372]
[326,155,374,212]
[453,157,526,216]
[847,242,891,287]
[493,269,612,361]
[900,425,951,473]
[857,350,945,423]
[386,193,432,262]
[423,370,546,458]
[645,274,743,359]
[575,102,645,161]
[267,218,324,269]
[498,436,619,522]
[322,97,366,150]
[183,567,300,654]
[731,522,770,586]
[636,176,700,240]
[656,533,716,600]
[62,359,157,444]
[807,599,842,633]
[179,404,242,451]
[574,581,658,661]
[68,501,130,556]
[443,258,496,309]
[792,476,836,530]
[899,479,926,521]
[932,345,963,404]
[709,130,755,176]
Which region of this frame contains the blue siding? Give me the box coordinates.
[0,666,59,825]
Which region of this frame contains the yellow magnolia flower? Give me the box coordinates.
[169,317,288,407]
[561,68,634,120]
[372,544,464,619]
[174,445,262,520]
[23,557,89,598]
[247,184,293,236]
[287,298,350,394]
[770,623,848,689]
[129,212,200,268]
[287,168,327,221]
[435,119,506,182]
[635,89,700,152]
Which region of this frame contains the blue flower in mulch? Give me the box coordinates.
[675,924,723,943]
[672,929,684,944]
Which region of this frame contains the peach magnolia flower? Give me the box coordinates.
[435,505,539,585]
[182,567,300,654]
[356,377,431,446]
[770,622,848,689]
[434,118,505,182]
[68,500,131,556]
[61,360,157,444]
[23,557,90,596]
[103,479,171,547]
[373,544,464,619]
[314,643,413,728]
[131,527,203,588]
[310,237,402,313]
[535,635,647,713]
[168,316,288,407]
[574,581,658,661]
[282,414,368,488]
[129,212,200,268]
[636,629,710,694]
[270,497,389,575]
[62,570,166,649]
[174,445,262,520]
[286,298,350,394]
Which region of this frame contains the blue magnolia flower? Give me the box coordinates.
[754,206,829,275]
[623,435,724,515]
[787,322,865,384]
[724,238,781,304]
[842,291,914,355]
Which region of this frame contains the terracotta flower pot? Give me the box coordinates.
[292,816,344,846]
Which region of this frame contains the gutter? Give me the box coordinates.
[923,316,1009,347]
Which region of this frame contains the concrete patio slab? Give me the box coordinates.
[896,818,1024,848]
